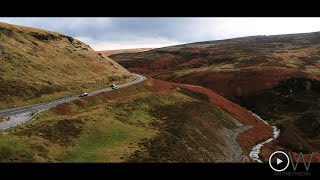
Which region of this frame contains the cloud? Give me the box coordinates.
[77,36,180,50]
[0,17,112,37]
[196,18,320,39]
[1,17,320,50]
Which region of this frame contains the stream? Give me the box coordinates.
[248,111,280,163]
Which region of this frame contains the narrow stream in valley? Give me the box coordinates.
[248,111,280,163]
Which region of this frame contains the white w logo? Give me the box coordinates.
[288,152,314,171]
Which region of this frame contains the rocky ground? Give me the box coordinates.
[217,119,252,162]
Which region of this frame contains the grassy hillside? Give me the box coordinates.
[98,48,152,57]
[0,22,134,109]
[0,78,262,162]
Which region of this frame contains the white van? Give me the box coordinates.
[79,92,88,97]
[111,84,118,89]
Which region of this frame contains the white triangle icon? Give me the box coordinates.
[277,158,283,165]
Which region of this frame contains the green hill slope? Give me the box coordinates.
[0,22,134,109]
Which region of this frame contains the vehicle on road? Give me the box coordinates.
[79,93,88,97]
[111,84,118,89]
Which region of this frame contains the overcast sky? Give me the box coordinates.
[1,18,320,50]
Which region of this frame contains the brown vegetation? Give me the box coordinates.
[98,48,152,57]
[0,21,133,109]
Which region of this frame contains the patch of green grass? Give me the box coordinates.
[111,102,152,127]
[129,109,152,126]
[49,93,192,162]
[0,138,35,162]
[140,93,192,106]
[63,118,156,162]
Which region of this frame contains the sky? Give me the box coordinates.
[1,18,320,50]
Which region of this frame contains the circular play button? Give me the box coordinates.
[269,151,290,172]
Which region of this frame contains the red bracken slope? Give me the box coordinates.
[98,48,152,57]
[110,33,320,100]
[170,82,273,157]
[168,67,306,100]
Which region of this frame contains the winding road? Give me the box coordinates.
[0,73,147,130]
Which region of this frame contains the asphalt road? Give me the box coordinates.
[0,73,147,130]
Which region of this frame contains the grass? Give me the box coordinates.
[0,138,35,162]
[129,98,238,162]
[0,80,158,162]
[0,78,241,162]
[64,118,155,162]
[111,104,152,127]
[0,22,134,109]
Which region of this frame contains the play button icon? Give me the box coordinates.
[269,151,290,172]
[277,158,283,165]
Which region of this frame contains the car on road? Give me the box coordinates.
[79,93,88,97]
[111,84,118,89]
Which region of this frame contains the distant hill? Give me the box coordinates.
[0,22,134,109]
[110,32,320,99]
[98,48,152,57]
